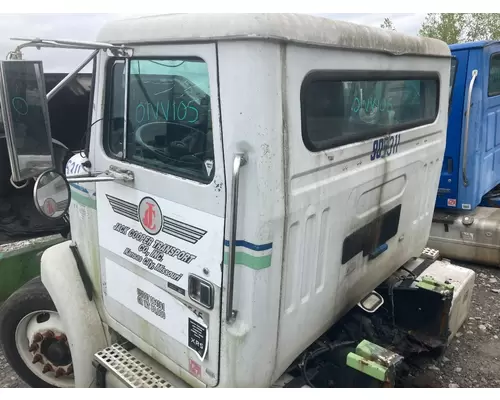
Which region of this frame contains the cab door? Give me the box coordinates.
[91,43,225,387]
[436,50,469,209]
[479,44,500,200]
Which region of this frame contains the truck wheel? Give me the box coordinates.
[0,276,74,388]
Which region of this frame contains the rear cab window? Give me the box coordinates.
[104,57,214,183]
[300,72,440,152]
[488,53,500,97]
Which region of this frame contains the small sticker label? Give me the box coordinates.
[43,198,57,216]
[189,359,201,378]
[204,160,214,176]
[447,198,457,207]
[462,203,472,210]
[136,288,166,320]
[188,318,208,361]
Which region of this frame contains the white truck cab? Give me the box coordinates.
[0,13,474,389]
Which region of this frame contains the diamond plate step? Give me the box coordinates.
[94,343,174,388]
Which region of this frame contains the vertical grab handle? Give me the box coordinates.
[463,69,478,187]
[226,153,247,324]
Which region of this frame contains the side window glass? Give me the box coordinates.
[106,60,126,157]
[488,53,500,97]
[301,73,439,151]
[450,57,458,101]
[105,58,214,183]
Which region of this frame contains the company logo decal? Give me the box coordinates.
[42,198,68,216]
[43,198,57,216]
[106,195,207,244]
[139,197,162,235]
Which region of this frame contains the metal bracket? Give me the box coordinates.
[106,48,134,58]
[6,38,133,104]
[9,37,133,56]
[106,165,135,182]
[94,362,107,388]
[47,50,99,101]
[66,166,134,184]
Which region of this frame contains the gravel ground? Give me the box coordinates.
[1,262,500,388]
[0,348,28,388]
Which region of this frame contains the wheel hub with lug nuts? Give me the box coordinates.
[14,309,75,386]
[29,329,73,378]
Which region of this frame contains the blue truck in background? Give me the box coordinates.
[430,40,500,266]
[437,40,500,211]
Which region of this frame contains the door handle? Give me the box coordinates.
[462,69,478,187]
[105,165,135,182]
[226,153,247,324]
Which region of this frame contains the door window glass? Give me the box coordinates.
[105,58,214,183]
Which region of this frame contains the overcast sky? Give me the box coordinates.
[0,13,427,72]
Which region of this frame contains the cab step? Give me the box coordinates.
[93,343,175,388]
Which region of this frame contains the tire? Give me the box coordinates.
[0,276,71,388]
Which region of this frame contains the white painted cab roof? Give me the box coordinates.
[97,13,450,57]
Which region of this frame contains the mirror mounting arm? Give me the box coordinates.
[66,167,134,184]
[47,50,99,101]
[9,37,133,56]
[66,175,116,183]
[6,38,133,104]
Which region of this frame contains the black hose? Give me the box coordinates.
[388,282,396,328]
[300,341,355,388]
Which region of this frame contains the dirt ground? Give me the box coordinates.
[1,262,500,388]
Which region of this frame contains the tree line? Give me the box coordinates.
[380,14,500,44]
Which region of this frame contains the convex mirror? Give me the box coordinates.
[33,170,70,219]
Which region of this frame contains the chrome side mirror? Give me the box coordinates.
[33,170,71,219]
[0,60,56,182]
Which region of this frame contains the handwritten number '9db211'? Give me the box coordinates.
[370,134,401,161]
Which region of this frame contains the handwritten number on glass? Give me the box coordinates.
[11,97,28,116]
